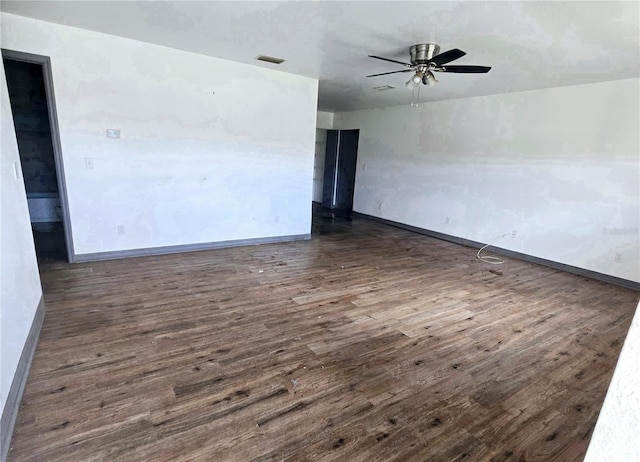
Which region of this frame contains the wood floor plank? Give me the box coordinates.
[6,212,639,461]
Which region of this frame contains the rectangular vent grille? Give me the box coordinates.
[373,85,396,91]
[255,55,286,64]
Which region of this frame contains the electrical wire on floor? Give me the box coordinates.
[476,233,508,265]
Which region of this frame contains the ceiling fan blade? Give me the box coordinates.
[438,65,491,73]
[368,55,412,67]
[366,69,414,78]
[429,48,466,66]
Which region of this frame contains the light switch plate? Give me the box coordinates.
[106,129,121,138]
[84,157,94,169]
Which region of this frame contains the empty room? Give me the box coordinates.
[1,1,639,461]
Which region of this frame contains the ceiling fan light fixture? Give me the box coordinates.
[423,71,438,87]
[406,71,423,89]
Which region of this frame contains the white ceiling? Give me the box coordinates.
[2,1,638,112]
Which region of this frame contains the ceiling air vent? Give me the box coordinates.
[372,85,396,91]
[255,55,286,64]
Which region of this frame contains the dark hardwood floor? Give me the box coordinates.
[7,211,639,461]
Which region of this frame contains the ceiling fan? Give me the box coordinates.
[367,43,491,105]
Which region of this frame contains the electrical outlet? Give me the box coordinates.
[614,253,622,263]
[511,230,517,239]
[379,202,384,210]
[84,157,94,169]
[445,216,451,225]
[117,224,125,235]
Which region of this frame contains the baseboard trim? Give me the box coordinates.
[74,234,312,263]
[1,296,45,462]
[353,212,640,292]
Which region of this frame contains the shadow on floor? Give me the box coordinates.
[312,203,355,235]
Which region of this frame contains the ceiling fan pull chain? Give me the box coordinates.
[411,84,421,107]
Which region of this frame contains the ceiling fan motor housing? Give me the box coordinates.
[410,44,440,65]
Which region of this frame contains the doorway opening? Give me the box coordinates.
[321,129,359,215]
[312,129,359,231]
[2,50,73,262]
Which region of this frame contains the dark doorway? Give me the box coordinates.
[321,129,359,214]
[3,56,68,261]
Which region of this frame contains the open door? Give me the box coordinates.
[2,49,74,262]
[321,129,359,212]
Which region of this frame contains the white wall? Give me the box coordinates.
[316,111,334,130]
[585,301,640,461]
[1,13,319,256]
[0,60,43,418]
[312,112,333,203]
[334,79,640,282]
[312,129,327,203]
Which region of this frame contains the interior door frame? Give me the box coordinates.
[322,130,339,208]
[335,129,359,211]
[2,48,75,262]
